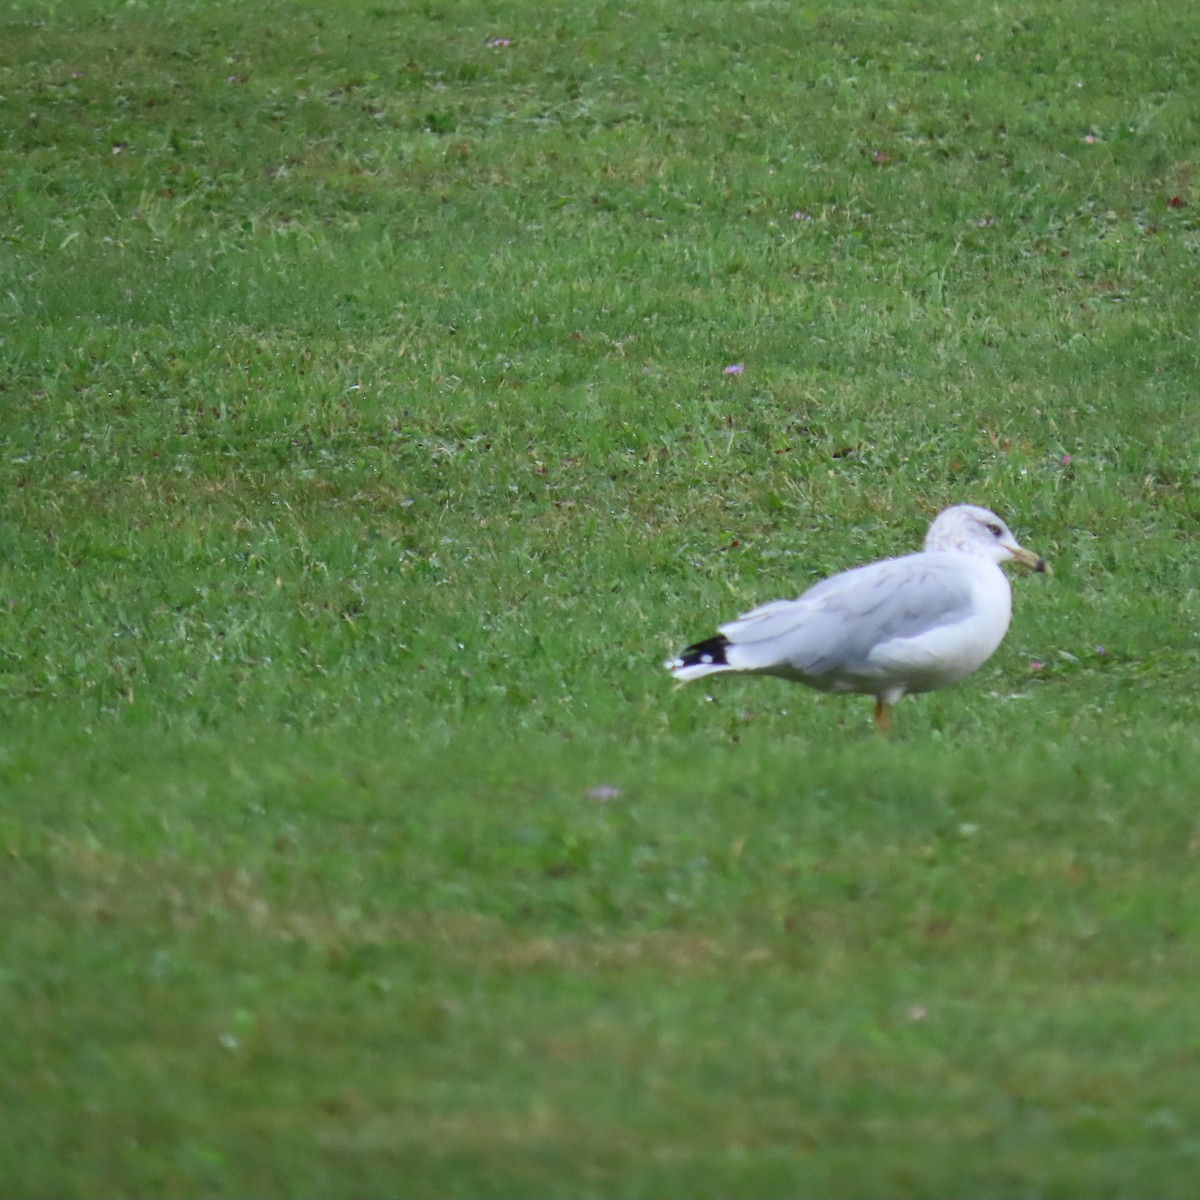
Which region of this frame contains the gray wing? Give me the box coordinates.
[720,553,976,677]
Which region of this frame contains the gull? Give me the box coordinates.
[666,504,1049,732]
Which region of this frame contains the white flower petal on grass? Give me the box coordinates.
[585,785,621,803]
[666,504,1050,732]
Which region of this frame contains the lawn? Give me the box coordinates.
[3,0,1200,1195]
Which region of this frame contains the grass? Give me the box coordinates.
[3,0,1200,1194]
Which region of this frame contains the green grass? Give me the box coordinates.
[3,0,1200,1194]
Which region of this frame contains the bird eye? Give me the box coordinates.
[986,522,1003,537]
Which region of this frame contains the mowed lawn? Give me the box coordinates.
[3,0,1200,1195]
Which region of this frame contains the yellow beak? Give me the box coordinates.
[1009,545,1051,575]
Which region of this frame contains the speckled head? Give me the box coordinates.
[924,505,1050,572]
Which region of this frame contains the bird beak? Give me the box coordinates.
[1008,544,1051,575]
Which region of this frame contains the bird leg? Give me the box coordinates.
[873,698,892,734]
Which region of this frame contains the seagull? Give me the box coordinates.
[666,504,1050,732]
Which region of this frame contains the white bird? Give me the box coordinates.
[666,504,1049,732]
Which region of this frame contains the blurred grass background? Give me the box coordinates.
[3,1,1200,1195]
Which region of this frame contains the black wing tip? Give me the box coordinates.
[675,634,730,669]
